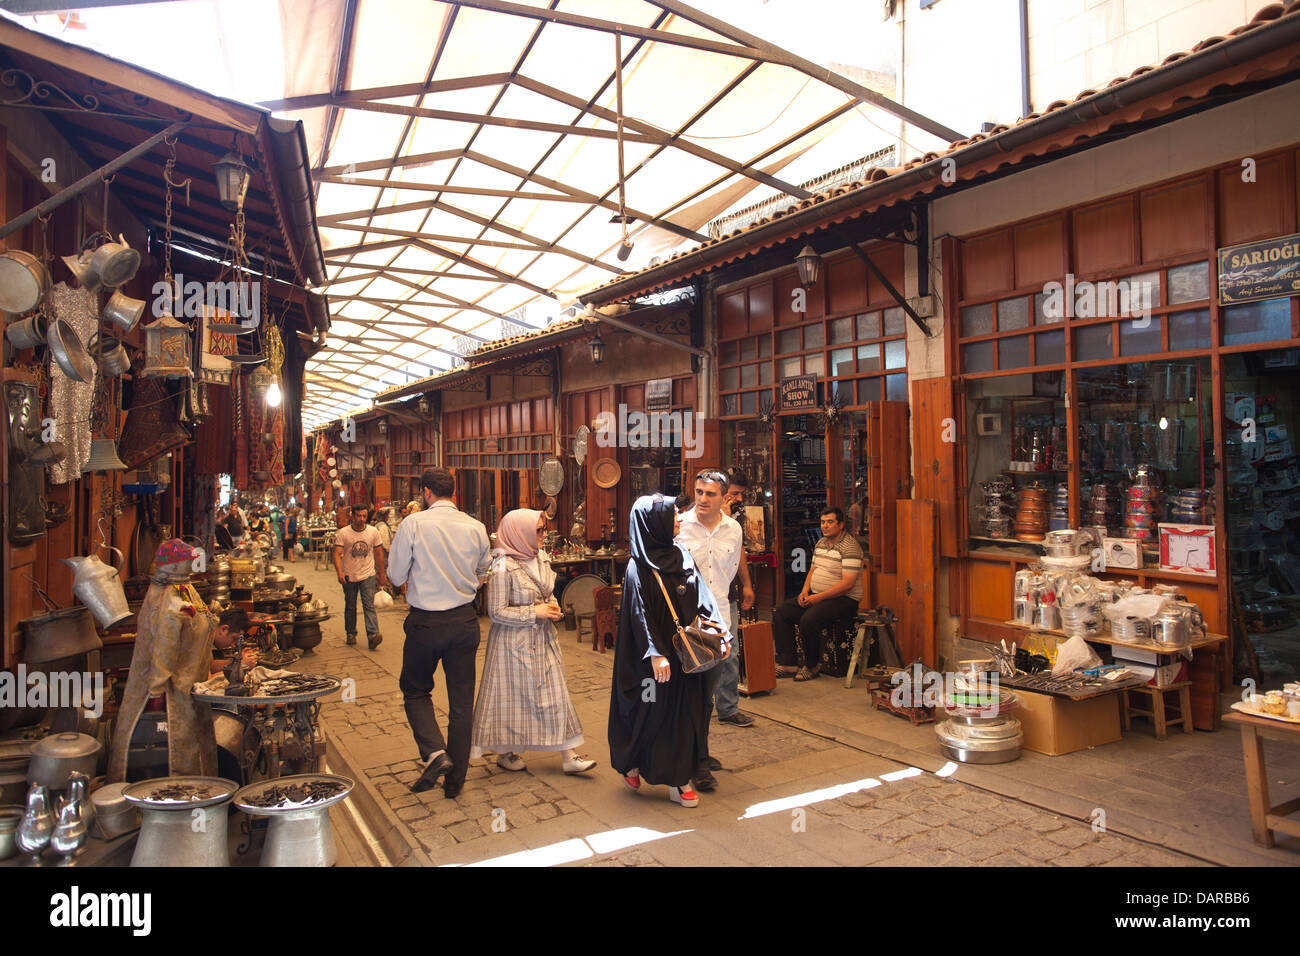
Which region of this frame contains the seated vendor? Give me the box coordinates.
[771,506,864,681]
[211,608,258,678]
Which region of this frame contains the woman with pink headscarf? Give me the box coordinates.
[469,508,596,775]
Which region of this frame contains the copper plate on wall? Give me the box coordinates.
[593,458,621,489]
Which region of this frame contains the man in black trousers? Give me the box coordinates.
[771,506,863,681]
[386,468,492,798]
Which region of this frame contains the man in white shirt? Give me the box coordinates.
[333,503,388,650]
[675,470,750,792]
[387,468,492,798]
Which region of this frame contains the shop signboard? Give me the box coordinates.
[779,374,817,410]
[646,377,672,411]
[1216,232,1300,305]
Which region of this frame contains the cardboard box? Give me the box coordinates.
[1119,662,1188,687]
[1013,688,1122,756]
[1102,537,1141,570]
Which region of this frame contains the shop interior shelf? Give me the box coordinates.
[1000,619,1227,653]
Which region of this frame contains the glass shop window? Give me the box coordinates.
[1223,298,1293,346]
[964,373,1066,545]
[1075,358,1213,556]
[722,419,775,553]
[1221,348,1300,668]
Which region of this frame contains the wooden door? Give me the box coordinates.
[910,377,958,558]
[897,498,938,667]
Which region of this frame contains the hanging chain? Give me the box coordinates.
[100,173,114,241]
[162,134,191,285]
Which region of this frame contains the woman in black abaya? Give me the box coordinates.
[608,494,731,808]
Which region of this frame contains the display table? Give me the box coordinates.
[1222,710,1300,849]
[1000,621,1228,731]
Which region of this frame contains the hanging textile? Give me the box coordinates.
[46,282,98,483]
[118,351,190,471]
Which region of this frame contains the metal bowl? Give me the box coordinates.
[46,318,94,383]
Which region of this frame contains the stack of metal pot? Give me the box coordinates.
[207,555,231,609]
[291,600,330,650]
[937,677,1022,764]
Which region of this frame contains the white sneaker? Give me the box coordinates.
[562,755,597,774]
[496,753,526,772]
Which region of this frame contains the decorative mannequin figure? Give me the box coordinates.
[107,539,218,782]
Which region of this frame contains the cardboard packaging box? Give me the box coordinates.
[1013,688,1122,756]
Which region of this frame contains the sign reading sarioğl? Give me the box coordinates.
[1217,232,1300,305]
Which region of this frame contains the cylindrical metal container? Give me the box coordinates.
[233,774,353,867]
[123,777,236,867]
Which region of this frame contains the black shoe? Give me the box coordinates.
[443,778,463,799]
[345,634,357,646]
[718,711,755,727]
[700,755,722,772]
[411,752,453,793]
[367,633,382,650]
[694,765,717,792]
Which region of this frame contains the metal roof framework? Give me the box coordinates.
[256,0,960,426]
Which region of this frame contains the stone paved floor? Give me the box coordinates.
[288,558,1235,867]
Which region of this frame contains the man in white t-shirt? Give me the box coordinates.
[675,470,747,793]
[333,503,388,649]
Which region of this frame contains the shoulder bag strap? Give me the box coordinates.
[651,569,685,629]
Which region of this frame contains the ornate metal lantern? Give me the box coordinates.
[142,315,193,379]
[213,152,251,212]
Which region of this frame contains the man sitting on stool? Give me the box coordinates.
[772,506,863,681]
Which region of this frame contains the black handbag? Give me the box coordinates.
[652,570,727,674]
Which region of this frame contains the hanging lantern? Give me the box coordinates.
[376,417,388,435]
[795,244,822,288]
[589,330,606,366]
[213,152,251,212]
[248,364,275,403]
[142,315,194,379]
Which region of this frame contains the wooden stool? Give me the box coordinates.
[1121,681,1194,740]
[575,612,596,646]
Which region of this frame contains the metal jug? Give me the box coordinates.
[16,783,53,865]
[63,543,131,628]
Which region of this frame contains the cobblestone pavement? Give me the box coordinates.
[293,561,1210,866]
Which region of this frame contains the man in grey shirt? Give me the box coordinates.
[387,468,492,798]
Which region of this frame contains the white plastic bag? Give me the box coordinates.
[1051,634,1102,677]
[294,542,305,555]
[374,589,394,610]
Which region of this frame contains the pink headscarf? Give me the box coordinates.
[495,509,544,561]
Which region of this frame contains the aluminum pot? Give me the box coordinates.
[26,733,102,791]
[90,782,140,840]
[101,289,146,334]
[4,311,47,349]
[88,332,131,377]
[87,237,141,290]
[0,249,51,314]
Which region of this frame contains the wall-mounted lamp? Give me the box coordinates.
[795,244,822,288]
[589,329,606,366]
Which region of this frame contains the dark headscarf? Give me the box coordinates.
[629,494,690,576]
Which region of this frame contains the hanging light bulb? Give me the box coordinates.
[266,381,282,407]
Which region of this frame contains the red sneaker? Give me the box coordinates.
[622,769,641,791]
